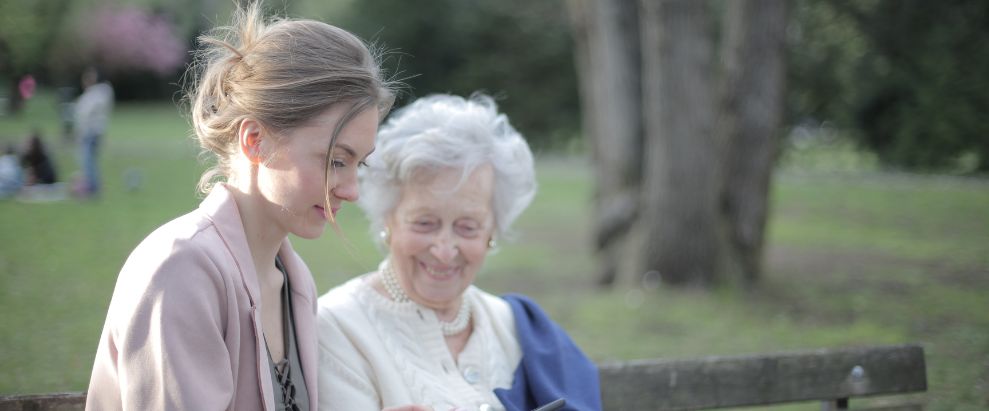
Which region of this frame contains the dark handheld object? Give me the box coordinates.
[532,398,565,411]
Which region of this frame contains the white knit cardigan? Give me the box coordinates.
[317,275,522,410]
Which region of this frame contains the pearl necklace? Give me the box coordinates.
[380,261,472,336]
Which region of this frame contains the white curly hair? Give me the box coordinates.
[358,93,537,248]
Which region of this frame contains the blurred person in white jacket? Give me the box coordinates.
[73,67,113,197]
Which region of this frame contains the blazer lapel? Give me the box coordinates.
[199,185,275,411]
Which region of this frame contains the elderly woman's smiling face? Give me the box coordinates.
[386,164,495,312]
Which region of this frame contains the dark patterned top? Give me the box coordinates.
[266,257,310,411]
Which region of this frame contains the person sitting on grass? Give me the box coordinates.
[20,131,58,186]
[0,142,24,198]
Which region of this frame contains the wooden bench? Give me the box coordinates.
[600,344,927,410]
[0,344,926,410]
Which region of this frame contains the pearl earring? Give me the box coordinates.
[488,238,497,249]
[379,227,390,243]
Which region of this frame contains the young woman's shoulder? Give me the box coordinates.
[116,208,237,297]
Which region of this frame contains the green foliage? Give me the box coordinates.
[789,0,989,172]
[0,0,71,75]
[334,0,580,150]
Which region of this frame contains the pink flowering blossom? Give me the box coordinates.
[85,7,186,76]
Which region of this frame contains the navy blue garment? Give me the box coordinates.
[494,294,602,411]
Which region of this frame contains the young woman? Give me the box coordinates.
[85,4,394,410]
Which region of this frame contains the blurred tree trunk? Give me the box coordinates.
[567,0,786,288]
[566,0,643,287]
[719,0,787,285]
[638,0,723,286]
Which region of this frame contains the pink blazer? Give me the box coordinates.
[86,185,318,410]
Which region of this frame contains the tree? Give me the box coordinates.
[789,0,989,172]
[566,0,643,286]
[0,0,71,113]
[338,0,580,148]
[568,0,787,288]
[84,7,186,77]
[638,0,723,286]
[719,0,787,284]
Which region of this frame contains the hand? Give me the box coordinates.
[382,405,433,411]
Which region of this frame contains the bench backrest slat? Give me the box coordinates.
[0,392,85,411]
[0,345,926,411]
[598,344,926,410]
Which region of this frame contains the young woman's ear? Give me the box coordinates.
[238,118,265,164]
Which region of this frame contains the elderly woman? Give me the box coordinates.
[316,94,600,411]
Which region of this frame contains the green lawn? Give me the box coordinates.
[1,94,987,410]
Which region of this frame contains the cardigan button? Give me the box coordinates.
[462,366,480,384]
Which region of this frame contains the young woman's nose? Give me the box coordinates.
[331,171,359,202]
